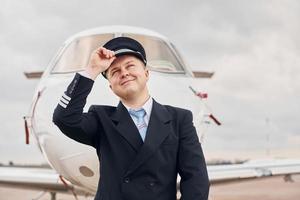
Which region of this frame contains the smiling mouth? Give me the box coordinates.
[121,79,135,86]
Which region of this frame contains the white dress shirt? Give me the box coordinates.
[123,97,153,126]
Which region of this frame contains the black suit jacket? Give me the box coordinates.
[53,73,209,200]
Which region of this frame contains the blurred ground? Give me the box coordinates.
[0,175,300,200]
[209,174,300,200]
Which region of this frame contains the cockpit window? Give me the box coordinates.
[51,34,114,73]
[51,33,185,74]
[123,34,185,73]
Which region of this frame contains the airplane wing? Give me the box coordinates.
[23,71,44,79]
[0,166,91,196]
[1,159,299,196]
[208,159,300,185]
[23,71,214,79]
[192,71,214,78]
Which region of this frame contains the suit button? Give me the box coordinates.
[149,182,155,187]
[124,177,130,183]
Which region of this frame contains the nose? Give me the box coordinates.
[120,67,129,78]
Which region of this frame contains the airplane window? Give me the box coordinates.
[51,33,185,74]
[51,34,114,73]
[123,34,185,73]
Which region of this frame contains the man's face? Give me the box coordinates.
[106,55,149,100]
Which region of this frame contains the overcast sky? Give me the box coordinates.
[1,0,299,164]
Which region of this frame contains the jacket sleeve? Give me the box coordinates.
[178,110,210,200]
[52,73,102,148]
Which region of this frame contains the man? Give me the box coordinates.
[53,37,209,200]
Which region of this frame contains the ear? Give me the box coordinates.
[145,68,149,80]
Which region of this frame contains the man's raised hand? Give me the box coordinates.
[86,47,116,80]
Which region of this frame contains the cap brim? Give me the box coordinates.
[114,49,146,64]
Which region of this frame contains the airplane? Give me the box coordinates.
[1,25,300,200]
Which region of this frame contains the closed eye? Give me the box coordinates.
[126,64,135,69]
[111,69,120,76]
[126,64,135,70]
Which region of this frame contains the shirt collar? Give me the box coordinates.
[123,96,153,117]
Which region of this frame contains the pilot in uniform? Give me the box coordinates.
[53,37,210,200]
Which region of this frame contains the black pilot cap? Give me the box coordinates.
[101,37,147,79]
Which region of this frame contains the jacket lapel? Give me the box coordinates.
[111,102,143,152]
[125,100,172,176]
